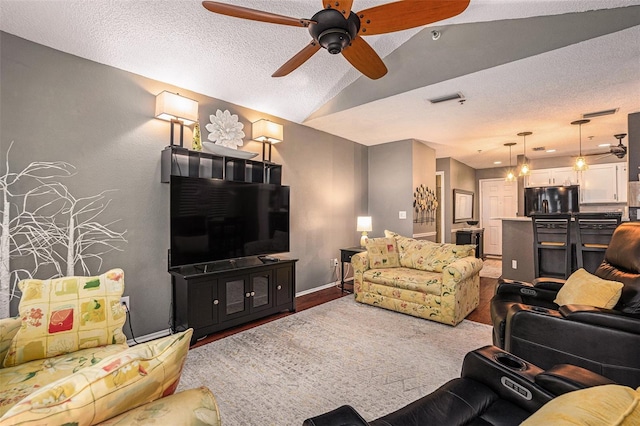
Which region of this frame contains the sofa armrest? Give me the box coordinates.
[444,256,483,283]
[351,252,369,275]
[0,316,21,367]
[559,305,640,334]
[534,364,615,396]
[496,279,559,304]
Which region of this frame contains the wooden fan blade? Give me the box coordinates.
[342,37,387,80]
[202,1,313,27]
[272,42,322,77]
[322,0,354,18]
[357,0,470,36]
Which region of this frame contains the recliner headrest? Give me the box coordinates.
[604,223,640,274]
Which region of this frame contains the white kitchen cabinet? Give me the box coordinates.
[579,163,627,204]
[525,167,578,187]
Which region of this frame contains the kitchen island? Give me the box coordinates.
[500,214,623,281]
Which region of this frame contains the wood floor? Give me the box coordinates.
[192,277,497,349]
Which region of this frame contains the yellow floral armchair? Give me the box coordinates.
[0,269,220,425]
[353,231,483,326]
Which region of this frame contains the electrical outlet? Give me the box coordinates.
[399,211,407,219]
[120,296,130,310]
[331,258,339,268]
[511,260,517,269]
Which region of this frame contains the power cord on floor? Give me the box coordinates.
[122,301,140,345]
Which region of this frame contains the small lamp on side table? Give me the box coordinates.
[357,216,372,248]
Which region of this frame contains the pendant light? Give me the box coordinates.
[518,131,532,176]
[571,119,590,171]
[504,142,517,182]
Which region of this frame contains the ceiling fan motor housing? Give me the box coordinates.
[309,9,360,54]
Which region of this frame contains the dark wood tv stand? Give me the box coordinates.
[170,257,297,344]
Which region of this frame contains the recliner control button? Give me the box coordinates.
[501,376,533,400]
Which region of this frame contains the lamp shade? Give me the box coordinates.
[356,216,372,232]
[252,119,283,144]
[155,91,198,126]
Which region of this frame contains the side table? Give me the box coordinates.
[340,246,366,293]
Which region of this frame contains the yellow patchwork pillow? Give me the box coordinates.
[554,268,624,309]
[521,384,640,425]
[3,269,127,367]
[96,386,220,426]
[1,329,193,425]
[366,237,400,269]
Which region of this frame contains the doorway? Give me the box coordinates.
[436,172,444,243]
[480,179,517,256]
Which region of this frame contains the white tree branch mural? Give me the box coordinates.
[1,142,127,318]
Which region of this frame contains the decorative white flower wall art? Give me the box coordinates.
[205,109,245,149]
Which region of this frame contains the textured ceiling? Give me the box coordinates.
[1,0,639,169]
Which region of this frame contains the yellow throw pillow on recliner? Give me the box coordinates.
[0,329,193,426]
[3,269,128,367]
[554,268,623,309]
[521,384,640,425]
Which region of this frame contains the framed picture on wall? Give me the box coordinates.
[453,189,474,223]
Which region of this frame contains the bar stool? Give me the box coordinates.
[531,214,572,279]
[575,212,621,274]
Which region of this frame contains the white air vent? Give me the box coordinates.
[583,108,618,119]
[428,92,464,104]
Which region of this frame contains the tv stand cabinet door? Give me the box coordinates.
[249,271,274,314]
[188,277,220,331]
[275,263,295,309]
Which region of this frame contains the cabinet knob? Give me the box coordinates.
[251,291,256,296]
[245,292,251,298]
[213,299,219,305]
[277,285,282,290]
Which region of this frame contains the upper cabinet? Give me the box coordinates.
[525,167,578,187]
[578,163,628,204]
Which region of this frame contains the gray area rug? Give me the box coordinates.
[178,296,493,426]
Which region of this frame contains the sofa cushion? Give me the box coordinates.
[384,230,475,272]
[366,237,400,269]
[96,386,221,426]
[4,269,128,367]
[0,343,128,417]
[1,329,193,425]
[363,268,442,296]
[521,384,640,425]
[555,268,623,309]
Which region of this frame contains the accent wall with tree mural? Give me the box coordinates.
[0,143,127,318]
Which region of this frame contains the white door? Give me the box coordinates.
[480,179,518,256]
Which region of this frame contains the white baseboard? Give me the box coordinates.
[295,278,353,297]
[127,328,171,346]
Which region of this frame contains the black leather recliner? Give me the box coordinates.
[491,222,640,387]
[303,345,614,426]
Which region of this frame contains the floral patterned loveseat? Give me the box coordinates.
[0,269,220,425]
[353,231,483,326]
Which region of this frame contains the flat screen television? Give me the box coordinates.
[524,185,580,216]
[170,176,290,268]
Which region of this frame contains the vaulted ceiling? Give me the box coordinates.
[1,1,639,169]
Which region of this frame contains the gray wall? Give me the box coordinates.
[1,32,367,336]
[412,141,437,239]
[368,140,413,237]
[436,158,476,242]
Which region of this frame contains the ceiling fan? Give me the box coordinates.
[202,0,470,79]
[587,133,628,160]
